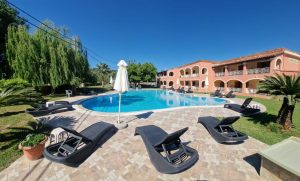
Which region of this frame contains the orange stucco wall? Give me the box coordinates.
[157,52,300,95]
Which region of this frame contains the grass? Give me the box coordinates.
[0,94,65,171]
[0,105,37,171]
[234,96,300,145]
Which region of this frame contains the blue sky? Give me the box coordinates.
[10,0,300,70]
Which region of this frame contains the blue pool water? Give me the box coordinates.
[82,90,227,113]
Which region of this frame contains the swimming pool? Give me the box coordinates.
[82,90,228,113]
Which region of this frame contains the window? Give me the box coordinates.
[201,81,205,88]
[169,72,174,76]
[164,81,166,85]
[202,68,208,75]
[169,81,174,86]
[275,59,282,70]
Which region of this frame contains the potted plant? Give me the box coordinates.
[19,133,48,160]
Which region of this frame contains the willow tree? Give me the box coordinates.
[6,21,91,91]
[259,73,300,130]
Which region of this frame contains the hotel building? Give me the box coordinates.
[157,48,300,95]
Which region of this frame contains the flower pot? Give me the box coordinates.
[19,136,48,160]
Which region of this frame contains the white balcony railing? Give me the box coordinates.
[191,73,199,77]
[247,88,258,94]
[215,72,225,77]
[228,70,243,76]
[180,74,192,78]
[215,87,224,91]
[247,67,270,74]
[229,87,242,92]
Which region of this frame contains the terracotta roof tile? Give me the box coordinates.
[213,48,300,67]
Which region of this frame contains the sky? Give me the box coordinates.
[9,0,300,70]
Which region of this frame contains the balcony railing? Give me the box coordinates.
[215,87,224,91]
[191,73,199,77]
[228,70,243,76]
[247,67,270,74]
[228,87,242,93]
[215,72,225,77]
[247,88,258,94]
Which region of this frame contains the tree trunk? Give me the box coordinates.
[278,104,294,130]
[102,81,104,87]
[276,97,288,124]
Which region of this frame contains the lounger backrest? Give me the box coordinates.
[241,98,253,108]
[227,90,233,96]
[59,126,91,142]
[216,116,240,127]
[153,127,188,147]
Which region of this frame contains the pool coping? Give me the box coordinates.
[72,90,236,116]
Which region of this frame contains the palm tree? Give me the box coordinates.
[96,63,111,87]
[259,73,300,129]
[0,85,42,107]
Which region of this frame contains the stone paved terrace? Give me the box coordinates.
[0,94,268,181]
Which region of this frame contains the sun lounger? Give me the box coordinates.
[198,116,248,143]
[26,102,73,117]
[185,88,193,93]
[224,97,260,115]
[210,90,222,97]
[43,122,117,167]
[134,125,198,174]
[223,90,236,98]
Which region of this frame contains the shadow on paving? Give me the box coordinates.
[38,116,78,129]
[127,111,154,123]
[243,153,261,175]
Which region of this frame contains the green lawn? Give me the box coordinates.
[234,97,300,145]
[0,94,66,171]
[0,105,37,171]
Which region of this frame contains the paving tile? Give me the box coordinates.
[0,96,268,180]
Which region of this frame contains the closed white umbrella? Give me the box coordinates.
[109,76,113,84]
[205,76,209,87]
[114,60,129,124]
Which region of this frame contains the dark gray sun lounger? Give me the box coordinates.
[43,122,117,167]
[25,101,73,117]
[224,97,260,115]
[210,90,222,97]
[134,125,198,174]
[198,116,248,143]
[223,90,236,98]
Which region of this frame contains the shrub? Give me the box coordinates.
[0,78,29,90]
[20,134,45,147]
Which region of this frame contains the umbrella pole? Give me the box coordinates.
[118,93,121,124]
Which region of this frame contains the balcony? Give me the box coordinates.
[180,74,199,78]
[191,73,199,77]
[228,70,243,76]
[247,88,258,94]
[228,87,242,93]
[215,72,225,77]
[247,67,270,74]
[215,87,224,91]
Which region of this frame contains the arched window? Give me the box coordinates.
[163,81,166,85]
[276,59,282,70]
[169,72,174,76]
[202,68,208,75]
[169,81,174,86]
[201,81,205,88]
